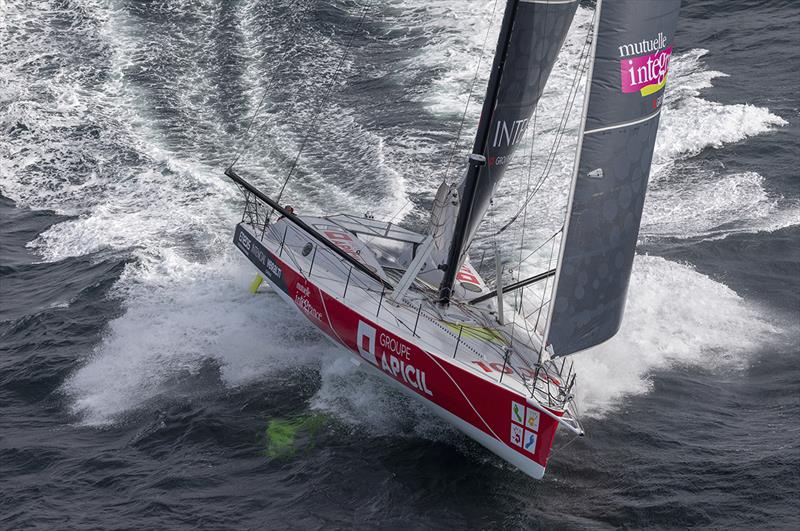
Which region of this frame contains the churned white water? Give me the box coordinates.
[0,1,791,427]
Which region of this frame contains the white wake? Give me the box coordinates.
[0,1,792,426]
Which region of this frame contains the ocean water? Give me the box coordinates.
[1,0,798,528]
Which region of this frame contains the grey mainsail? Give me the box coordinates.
[438,0,578,301]
[545,0,681,357]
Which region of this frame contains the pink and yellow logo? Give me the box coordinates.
[619,32,672,97]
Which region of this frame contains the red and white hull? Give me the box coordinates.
[234,222,569,479]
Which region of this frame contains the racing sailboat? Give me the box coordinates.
[226,0,681,479]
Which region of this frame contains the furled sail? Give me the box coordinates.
[545,0,681,357]
[437,0,578,301]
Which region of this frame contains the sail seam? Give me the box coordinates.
[584,107,662,135]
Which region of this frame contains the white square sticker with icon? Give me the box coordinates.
[511,401,525,425]
[525,407,540,432]
[523,430,538,453]
[510,424,523,447]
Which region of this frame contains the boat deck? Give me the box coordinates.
[242,215,572,410]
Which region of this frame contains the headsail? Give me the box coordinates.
[438,0,578,302]
[545,0,681,357]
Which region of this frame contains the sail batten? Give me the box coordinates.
[544,0,681,357]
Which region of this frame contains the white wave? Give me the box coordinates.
[310,354,454,441]
[573,255,780,416]
[656,48,788,165]
[63,254,331,426]
[638,49,797,239]
[644,171,800,240]
[1,1,793,431]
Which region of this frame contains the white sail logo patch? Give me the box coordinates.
[618,32,672,97]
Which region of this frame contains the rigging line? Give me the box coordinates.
[442,0,502,185]
[504,104,541,332]
[513,1,551,345]
[511,88,539,323]
[275,0,374,207]
[500,46,589,235]
[386,197,412,224]
[229,84,271,170]
[477,226,559,294]
[549,411,583,456]
[534,230,558,362]
[511,87,539,295]
[548,429,581,455]
[517,227,561,265]
[520,0,548,197]
[515,97,539,256]
[477,10,596,240]
[523,296,550,323]
[507,12,595,229]
[509,191,533,350]
[515,0,549,284]
[228,1,314,170]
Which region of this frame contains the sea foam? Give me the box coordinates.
[0,1,791,426]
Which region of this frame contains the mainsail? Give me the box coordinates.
[438,0,578,302]
[545,0,681,356]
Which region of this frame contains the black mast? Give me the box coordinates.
[438,0,521,304]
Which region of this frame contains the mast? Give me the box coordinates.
[439,0,521,304]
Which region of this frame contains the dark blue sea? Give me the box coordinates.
[1,0,798,528]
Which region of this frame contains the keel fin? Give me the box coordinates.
[250,274,265,294]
